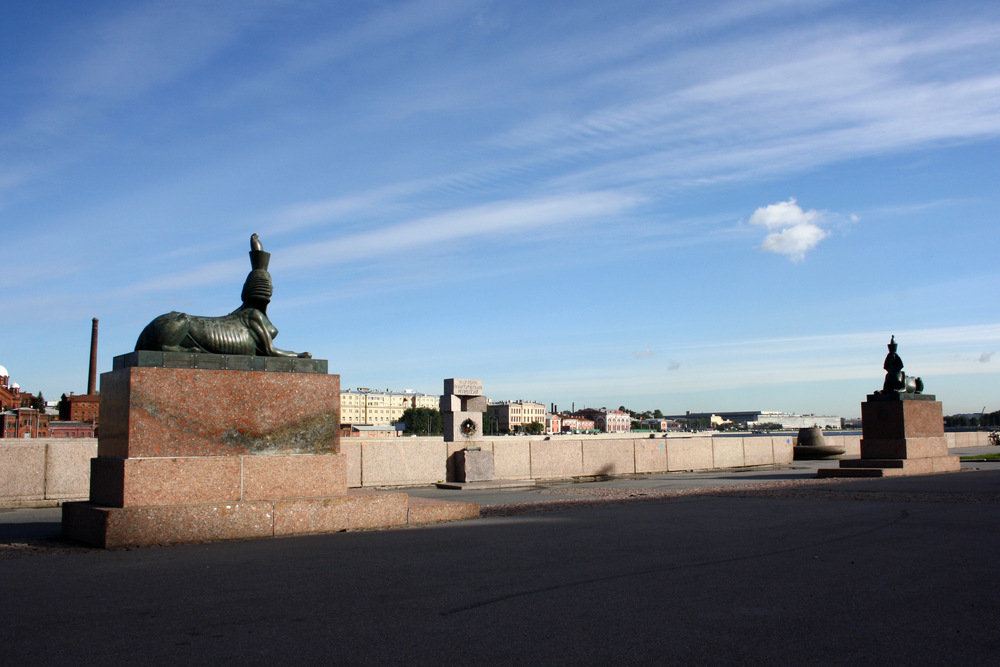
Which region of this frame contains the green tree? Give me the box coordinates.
[398,408,443,436]
[524,421,545,435]
[756,422,784,432]
[33,391,46,411]
[653,409,663,419]
[483,412,499,436]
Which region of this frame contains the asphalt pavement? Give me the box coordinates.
[2,448,1000,666]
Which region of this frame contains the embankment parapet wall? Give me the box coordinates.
[2,431,991,503]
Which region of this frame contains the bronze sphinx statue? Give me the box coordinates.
[878,335,921,394]
[135,234,311,358]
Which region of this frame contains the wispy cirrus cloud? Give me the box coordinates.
[108,190,639,299]
[486,18,1000,194]
[277,190,639,271]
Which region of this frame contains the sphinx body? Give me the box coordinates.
[135,307,309,358]
[134,234,311,359]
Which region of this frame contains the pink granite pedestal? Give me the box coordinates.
[818,394,960,478]
[63,361,477,548]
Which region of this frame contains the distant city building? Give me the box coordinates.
[546,413,561,435]
[1,407,50,438]
[638,418,682,432]
[570,408,631,433]
[0,364,23,412]
[488,400,546,433]
[60,393,100,424]
[49,421,96,438]
[345,424,401,438]
[341,388,438,427]
[560,415,596,432]
[664,410,841,430]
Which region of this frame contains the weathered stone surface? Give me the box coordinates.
[0,443,46,502]
[712,438,745,469]
[772,435,795,464]
[45,439,98,500]
[407,496,479,525]
[342,439,362,487]
[464,396,488,413]
[861,436,948,460]
[243,454,346,500]
[634,438,667,473]
[457,449,494,482]
[273,492,408,535]
[62,501,275,549]
[443,411,483,444]
[843,434,862,456]
[492,439,530,479]
[97,366,340,458]
[530,440,583,479]
[440,395,462,412]
[743,437,775,467]
[861,398,944,440]
[88,454,348,507]
[90,456,242,507]
[667,437,714,471]
[582,439,635,476]
[360,440,446,486]
[444,379,482,396]
[63,490,446,547]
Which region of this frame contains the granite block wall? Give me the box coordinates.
[360,440,446,486]
[582,439,635,476]
[1,439,97,506]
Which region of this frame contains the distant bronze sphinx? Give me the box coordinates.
[135,234,311,358]
[878,335,921,394]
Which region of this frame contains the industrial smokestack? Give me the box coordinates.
[88,318,99,395]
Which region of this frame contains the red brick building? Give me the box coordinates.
[60,393,100,424]
[571,408,631,433]
[0,364,21,412]
[560,416,596,432]
[49,421,97,438]
[0,407,50,438]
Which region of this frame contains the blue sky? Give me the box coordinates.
[2,0,998,419]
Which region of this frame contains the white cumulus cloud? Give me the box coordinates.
[749,197,829,262]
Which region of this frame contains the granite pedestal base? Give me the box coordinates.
[63,360,478,548]
[63,489,480,548]
[819,393,960,478]
[456,449,494,482]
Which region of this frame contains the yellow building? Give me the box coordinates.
[488,400,546,433]
[341,388,438,426]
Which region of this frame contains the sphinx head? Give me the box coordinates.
[242,234,273,310]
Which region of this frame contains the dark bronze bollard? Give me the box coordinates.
[793,427,845,460]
